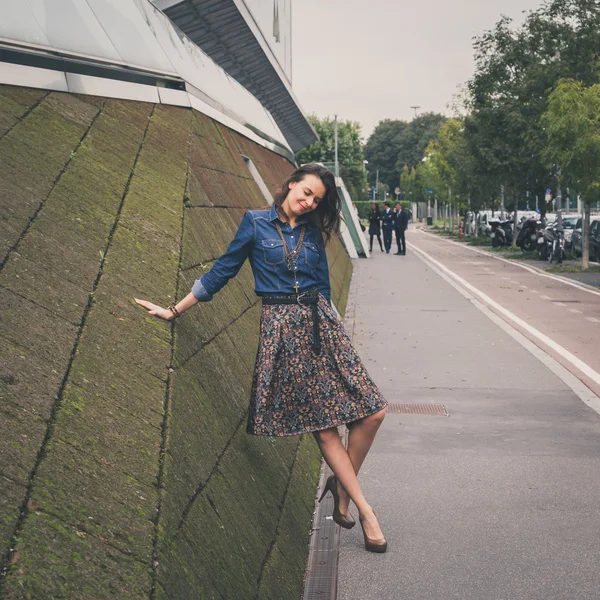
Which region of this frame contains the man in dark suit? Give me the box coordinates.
[381,202,394,253]
[394,203,411,255]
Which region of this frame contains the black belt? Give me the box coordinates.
[261,288,321,354]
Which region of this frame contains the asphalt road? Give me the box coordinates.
[337,230,600,600]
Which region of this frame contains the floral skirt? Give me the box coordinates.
[247,294,387,436]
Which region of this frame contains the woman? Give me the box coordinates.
[135,163,388,552]
[368,202,384,252]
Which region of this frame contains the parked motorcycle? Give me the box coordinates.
[537,222,565,263]
[516,217,542,252]
[489,219,514,247]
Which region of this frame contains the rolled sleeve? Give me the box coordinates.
[191,277,213,302]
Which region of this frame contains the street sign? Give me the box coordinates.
[545,188,552,202]
[394,187,400,195]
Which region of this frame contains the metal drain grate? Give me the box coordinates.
[303,468,341,600]
[387,403,449,416]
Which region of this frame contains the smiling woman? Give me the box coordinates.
[135,162,389,552]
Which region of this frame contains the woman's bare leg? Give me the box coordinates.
[313,427,384,540]
[336,408,386,515]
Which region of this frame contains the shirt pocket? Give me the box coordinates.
[303,241,319,270]
[262,239,285,265]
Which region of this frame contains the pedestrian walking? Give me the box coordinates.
[135,163,388,553]
[394,202,411,255]
[381,201,394,253]
[368,202,383,252]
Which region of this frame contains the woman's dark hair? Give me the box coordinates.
[273,163,341,242]
[370,203,380,217]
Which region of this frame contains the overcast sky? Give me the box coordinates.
[291,0,544,140]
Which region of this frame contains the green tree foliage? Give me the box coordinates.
[295,115,367,201]
[417,119,486,215]
[464,0,600,208]
[364,113,446,191]
[399,165,418,200]
[541,78,600,267]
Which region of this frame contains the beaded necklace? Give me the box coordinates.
[274,222,306,294]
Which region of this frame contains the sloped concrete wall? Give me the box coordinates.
[0,86,353,598]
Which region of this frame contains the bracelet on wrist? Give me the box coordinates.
[167,305,181,319]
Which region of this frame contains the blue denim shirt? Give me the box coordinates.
[192,205,331,302]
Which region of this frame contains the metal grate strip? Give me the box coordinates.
[387,403,449,416]
[303,468,340,600]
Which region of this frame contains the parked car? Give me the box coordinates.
[561,215,580,249]
[572,217,583,256]
[591,220,600,260]
[572,217,600,259]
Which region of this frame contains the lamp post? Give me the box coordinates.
[333,115,340,177]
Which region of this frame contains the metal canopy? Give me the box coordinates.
[153,0,317,152]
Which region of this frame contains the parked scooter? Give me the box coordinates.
[537,222,566,262]
[489,218,514,247]
[516,216,542,252]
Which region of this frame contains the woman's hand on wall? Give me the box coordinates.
[134,298,175,321]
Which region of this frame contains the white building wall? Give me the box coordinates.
[0,0,290,152]
[238,0,292,81]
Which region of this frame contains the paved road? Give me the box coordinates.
[337,231,600,600]
[410,230,600,398]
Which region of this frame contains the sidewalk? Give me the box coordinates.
[336,245,600,600]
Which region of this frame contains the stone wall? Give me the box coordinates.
[0,86,353,598]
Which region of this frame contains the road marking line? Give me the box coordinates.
[541,295,551,300]
[586,317,600,323]
[568,308,582,314]
[529,290,539,294]
[554,302,566,307]
[409,243,600,410]
[417,229,600,298]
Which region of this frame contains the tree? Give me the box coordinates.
[464,0,600,213]
[364,113,446,192]
[421,119,484,228]
[295,115,367,201]
[399,165,418,201]
[541,78,600,269]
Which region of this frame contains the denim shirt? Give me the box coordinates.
[192,205,331,302]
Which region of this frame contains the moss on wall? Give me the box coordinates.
[0,85,354,599]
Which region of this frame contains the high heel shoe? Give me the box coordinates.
[359,511,387,553]
[318,475,356,529]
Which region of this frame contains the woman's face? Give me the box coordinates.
[285,174,326,217]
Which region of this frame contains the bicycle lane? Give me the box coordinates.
[410,228,600,401]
